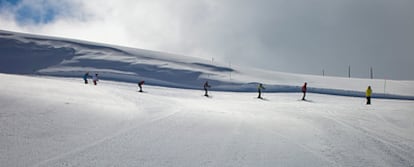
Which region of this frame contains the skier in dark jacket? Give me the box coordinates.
[83,72,89,84]
[257,83,265,99]
[204,81,211,97]
[301,82,307,100]
[138,80,145,92]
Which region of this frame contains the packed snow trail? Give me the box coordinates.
[0,74,413,167]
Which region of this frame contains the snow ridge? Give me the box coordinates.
[0,30,413,100]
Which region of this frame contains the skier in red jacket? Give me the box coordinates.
[301,82,307,100]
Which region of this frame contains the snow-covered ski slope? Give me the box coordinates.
[0,73,413,167]
[1,30,414,166]
[0,30,413,99]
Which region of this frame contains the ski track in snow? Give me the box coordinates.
[319,112,413,166]
[31,84,185,167]
[31,107,183,167]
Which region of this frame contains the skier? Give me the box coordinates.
[366,86,372,105]
[138,80,145,92]
[301,82,307,100]
[83,72,89,84]
[203,81,211,97]
[93,73,99,85]
[257,83,265,99]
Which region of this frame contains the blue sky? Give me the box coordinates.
[1,0,413,80]
[16,5,56,24]
[1,0,57,24]
[1,0,20,5]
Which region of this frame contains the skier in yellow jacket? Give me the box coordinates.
[366,86,372,105]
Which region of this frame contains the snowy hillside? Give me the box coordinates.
[1,30,414,166]
[0,30,413,99]
[0,73,413,167]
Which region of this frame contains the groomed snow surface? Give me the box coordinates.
[1,73,413,167]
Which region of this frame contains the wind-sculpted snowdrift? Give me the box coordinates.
[0,30,413,100]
